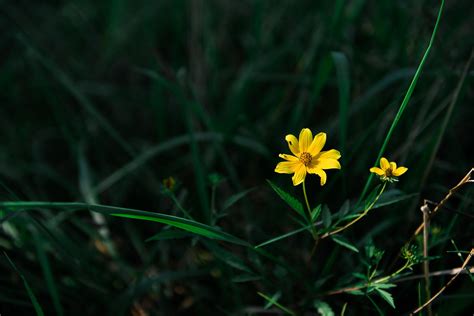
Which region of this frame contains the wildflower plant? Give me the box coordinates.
[3,1,472,315]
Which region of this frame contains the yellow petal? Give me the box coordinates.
[390,162,397,170]
[298,128,313,153]
[392,166,408,176]
[278,154,299,161]
[318,149,341,160]
[308,132,326,156]
[285,134,299,156]
[370,167,385,176]
[380,157,390,170]
[308,167,327,186]
[292,164,307,186]
[314,158,341,170]
[275,161,300,174]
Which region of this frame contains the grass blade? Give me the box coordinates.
[0,202,250,246]
[359,0,445,202]
[4,252,45,316]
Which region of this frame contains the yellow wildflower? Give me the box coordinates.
[370,157,408,182]
[275,128,341,186]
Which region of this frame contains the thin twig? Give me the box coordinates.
[411,248,474,315]
[396,266,474,283]
[410,168,473,242]
[323,265,474,297]
[421,202,432,316]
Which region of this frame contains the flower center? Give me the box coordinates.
[385,168,393,177]
[299,152,312,166]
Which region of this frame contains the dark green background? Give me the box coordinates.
[1,0,472,315]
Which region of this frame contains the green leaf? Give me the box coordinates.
[314,300,335,316]
[337,200,350,219]
[311,204,322,221]
[331,235,359,253]
[348,289,365,296]
[33,232,63,316]
[322,205,332,228]
[110,212,248,246]
[258,292,295,315]
[267,180,305,218]
[352,272,367,281]
[374,283,396,289]
[0,202,249,246]
[375,288,396,309]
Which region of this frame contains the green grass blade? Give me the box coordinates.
[358,0,445,202]
[4,252,45,316]
[257,291,295,315]
[33,232,64,316]
[0,201,250,246]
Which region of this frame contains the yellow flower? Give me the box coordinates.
[370,157,408,182]
[275,128,341,186]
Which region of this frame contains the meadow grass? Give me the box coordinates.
[0,0,473,315]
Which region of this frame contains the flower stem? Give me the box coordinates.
[302,180,318,240]
[322,181,387,238]
[374,261,411,284]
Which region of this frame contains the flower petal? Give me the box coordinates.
[275,161,300,174]
[390,162,397,170]
[314,158,341,170]
[370,167,385,176]
[285,134,299,156]
[380,157,390,170]
[292,164,307,186]
[318,149,341,160]
[308,132,326,156]
[308,167,327,186]
[393,166,408,176]
[278,154,299,162]
[298,128,313,153]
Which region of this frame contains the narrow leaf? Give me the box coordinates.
[312,205,322,221]
[322,205,332,228]
[267,180,305,218]
[331,235,359,253]
[314,300,335,316]
[4,252,45,316]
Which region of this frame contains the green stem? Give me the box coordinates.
[323,182,387,238]
[374,261,411,284]
[302,180,318,240]
[170,192,193,220]
[358,0,444,202]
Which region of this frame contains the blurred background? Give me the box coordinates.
[0,0,473,315]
